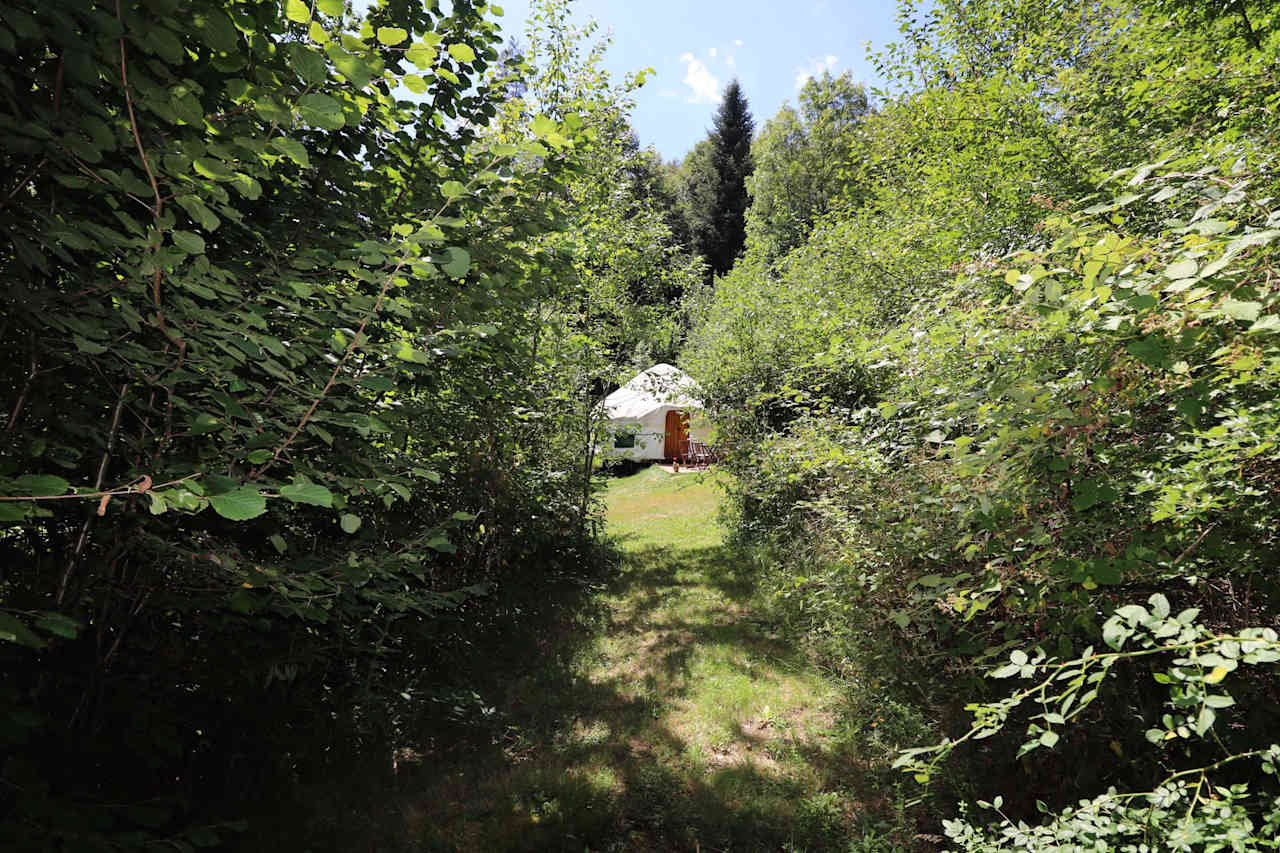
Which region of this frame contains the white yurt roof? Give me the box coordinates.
[604,363,702,420]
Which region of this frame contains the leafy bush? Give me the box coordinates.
[684,0,1280,844]
[0,0,617,844]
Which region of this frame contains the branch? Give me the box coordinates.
[254,153,507,477]
[57,383,129,605]
[115,0,162,220]
[0,473,197,503]
[5,352,38,433]
[0,157,47,209]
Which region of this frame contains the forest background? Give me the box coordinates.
[1,0,1279,849]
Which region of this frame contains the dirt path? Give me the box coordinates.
[404,467,884,852]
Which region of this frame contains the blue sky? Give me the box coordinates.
[490,0,904,162]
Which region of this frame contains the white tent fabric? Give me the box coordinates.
[601,364,709,461]
[603,363,701,420]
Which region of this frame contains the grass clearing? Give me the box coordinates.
[398,465,904,851]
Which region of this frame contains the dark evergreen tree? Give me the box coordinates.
[680,80,755,279]
[708,80,756,275]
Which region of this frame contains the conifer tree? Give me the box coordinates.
[680,80,755,278]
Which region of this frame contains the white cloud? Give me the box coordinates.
[680,52,720,104]
[733,39,744,47]
[794,54,839,89]
[726,55,736,68]
[708,47,717,58]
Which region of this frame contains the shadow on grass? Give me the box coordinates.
[607,541,759,604]
[363,540,908,853]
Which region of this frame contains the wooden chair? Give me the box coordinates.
[696,441,714,468]
[681,438,698,468]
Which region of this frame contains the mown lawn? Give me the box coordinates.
[399,466,902,852]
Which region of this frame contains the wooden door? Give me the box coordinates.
[663,410,688,460]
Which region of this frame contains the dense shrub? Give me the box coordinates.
[0,0,625,845]
[685,0,1280,843]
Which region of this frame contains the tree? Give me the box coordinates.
[0,0,603,844]
[677,137,716,266]
[681,80,755,278]
[685,0,1280,847]
[745,72,871,259]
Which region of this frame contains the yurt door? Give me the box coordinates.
[663,410,688,460]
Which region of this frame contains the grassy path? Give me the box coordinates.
[408,467,883,851]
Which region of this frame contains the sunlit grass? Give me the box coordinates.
[604,465,727,551]
[402,464,900,852]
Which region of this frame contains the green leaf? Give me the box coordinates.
[14,474,70,496]
[440,180,467,199]
[326,44,377,89]
[298,93,346,130]
[1102,615,1129,651]
[73,335,108,355]
[1249,315,1280,333]
[0,503,30,523]
[1083,259,1103,287]
[402,74,428,94]
[269,534,287,554]
[1071,478,1120,511]
[285,0,312,24]
[1039,730,1060,748]
[1125,336,1169,368]
[340,513,362,534]
[168,489,204,511]
[1164,259,1197,279]
[191,413,221,435]
[1194,706,1215,737]
[280,478,334,508]
[1116,604,1150,625]
[395,342,430,363]
[172,230,206,254]
[35,612,81,639]
[0,613,45,649]
[442,246,470,278]
[271,138,310,168]
[447,43,476,63]
[232,173,263,200]
[316,0,343,15]
[531,114,556,138]
[176,196,221,231]
[194,9,240,52]
[209,487,267,521]
[377,26,408,46]
[406,43,436,68]
[229,588,259,614]
[193,157,231,179]
[287,43,329,84]
[1221,299,1261,322]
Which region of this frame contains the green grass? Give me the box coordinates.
[398,466,906,852]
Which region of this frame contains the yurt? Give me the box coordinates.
[601,364,710,462]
